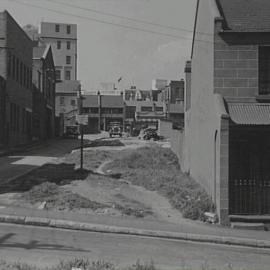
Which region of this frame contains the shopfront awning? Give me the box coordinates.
[227,103,270,125]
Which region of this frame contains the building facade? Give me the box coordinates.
[0,11,33,148]
[40,22,80,135]
[158,80,185,128]
[32,44,56,140]
[82,94,125,134]
[183,0,270,225]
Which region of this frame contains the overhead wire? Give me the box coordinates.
[45,0,213,37]
[9,0,216,45]
[9,0,190,40]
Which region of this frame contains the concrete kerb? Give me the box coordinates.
[0,214,270,249]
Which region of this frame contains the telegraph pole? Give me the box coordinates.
[78,87,84,170]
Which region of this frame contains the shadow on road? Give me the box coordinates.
[0,233,90,252]
[0,163,90,194]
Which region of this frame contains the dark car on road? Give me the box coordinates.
[139,128,159,141]
[109,125,122,137]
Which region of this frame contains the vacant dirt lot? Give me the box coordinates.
[0,136,212,223]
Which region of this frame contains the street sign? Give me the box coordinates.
[76,114,88,125]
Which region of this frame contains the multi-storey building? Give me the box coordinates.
[0,11,33,148]
[40,22,80,134]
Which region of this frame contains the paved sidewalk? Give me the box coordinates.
[0,205,270,247]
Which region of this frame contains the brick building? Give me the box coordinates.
[32,44,56,140]
[183,0,270,225]
[0,11,33,148]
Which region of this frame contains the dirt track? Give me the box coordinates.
[0,136,188,224]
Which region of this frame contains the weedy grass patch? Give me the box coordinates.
[106,146,214,221]
[0,259,247,270]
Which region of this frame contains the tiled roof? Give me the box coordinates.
[83,95,124,108]
[217,0,270,32]
[227,102,270,125]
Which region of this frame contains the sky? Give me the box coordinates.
[1,0,197,90]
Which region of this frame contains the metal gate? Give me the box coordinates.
[229,127,270,215]
[230,178,270,215]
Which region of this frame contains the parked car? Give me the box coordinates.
[109,125,122,137]
[64,126,79,138]
[138,128,159,141]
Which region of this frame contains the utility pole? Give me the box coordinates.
[78,86,84,171]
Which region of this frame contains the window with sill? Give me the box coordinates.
[60,96,65,105]
[65,70,71,80]
[55,24,60,32]
[66,56,71,65]
[70,99,76,106]
[141,106,152,112]
[259,46,270,95]
[57,41,61,49]
[67,25,71,34]
[55,70,61,81]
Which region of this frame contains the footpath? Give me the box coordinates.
[0,205,270,249]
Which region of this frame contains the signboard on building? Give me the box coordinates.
[76,114,88,125]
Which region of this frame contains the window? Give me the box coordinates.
[90,108,99,114]
[7,52,11,76]
[155,107,163,112]
[26,67,29,88]
[55,70,61,81]
[67,41,71,50]
[16,105,20,132]
[259,46,270,94]
[22,108,25,133]
[82,108,90,114]
[16,58,19,82]
[141,106,152,112]
[66,56,71,64]
[60,96,65,105]
[65,70,71,80]
[57,40,61,49]
[67,25,71,34]
[70,99,76,106]
[12,55,15,79]
[55,24,60,32]
[38,71,41,91]
[126,106,136,118]
[20,62,23,85]
[29,68,32,90]
[24,65,27,87]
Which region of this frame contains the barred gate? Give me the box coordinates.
[230,178,270,215]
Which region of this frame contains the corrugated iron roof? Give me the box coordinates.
[217,0,270,32]
[227,103,270,125]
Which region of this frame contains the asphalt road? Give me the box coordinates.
[0,223,270,270]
